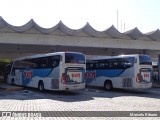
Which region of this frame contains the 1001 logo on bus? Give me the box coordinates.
[143,73,150,78]
[24,70,32,80]
[71,73,81,78]
[85,71,96,79]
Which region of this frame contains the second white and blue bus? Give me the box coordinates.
[85,54,152,90]
[7,52,86,91]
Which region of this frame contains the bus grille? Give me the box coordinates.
[122,78,132,87]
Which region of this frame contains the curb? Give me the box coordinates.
[4,87,24,91]
[0,86,24,91]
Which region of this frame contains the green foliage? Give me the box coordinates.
[0,59,11,63]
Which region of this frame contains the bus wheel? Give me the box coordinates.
[104,80,113,90]
[38,81,45,92]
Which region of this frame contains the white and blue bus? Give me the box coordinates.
[86,54,152,90]
[7,52,86,91]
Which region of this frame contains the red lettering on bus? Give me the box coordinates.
[24,71,32,80]
[85,71,96,79]
[144,74,149,78]
[71,73,80,78]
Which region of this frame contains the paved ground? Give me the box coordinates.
[0,86,160,120]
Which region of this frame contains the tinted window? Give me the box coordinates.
[48,56,61,68]
[30,55,61,68]
[13,60,31,69]
[86,57,135,70]
[139,55,152,65]
[119,57,135,68]
[65,53,85,64]
[13,55,61,69]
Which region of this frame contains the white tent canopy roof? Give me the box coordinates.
[0,16,160,41]
[146,29,160,41]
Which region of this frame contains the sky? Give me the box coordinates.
[0,0,159,33]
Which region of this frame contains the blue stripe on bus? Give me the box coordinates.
[96,69,125,77]
[86,69,125,84]
[33,69,52,77]
[87,69,125,77]
[21,69,52,85]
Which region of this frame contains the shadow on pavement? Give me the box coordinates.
[0,85,160,102]
[85,85,160,99]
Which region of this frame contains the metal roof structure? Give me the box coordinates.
[0,16,159,41]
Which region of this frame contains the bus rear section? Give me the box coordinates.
[85,54,152,90]
[60,52,86,90]
[135,55,152,89]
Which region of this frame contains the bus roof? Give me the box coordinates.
[14,51,84,61]
[87,54,150,60]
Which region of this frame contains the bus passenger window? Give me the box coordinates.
[99,63,105,69]
[105,63,109,69]
[113,62,118,68]
[86,64,89,70]
[90,64,94,70]
[52,61,58,68]
[96,63,99,69]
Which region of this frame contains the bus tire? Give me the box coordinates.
[104,80,113,90]
[38,81,45,92]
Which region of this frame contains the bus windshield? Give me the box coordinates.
[139,55,152,65]
[65,53,85,64]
